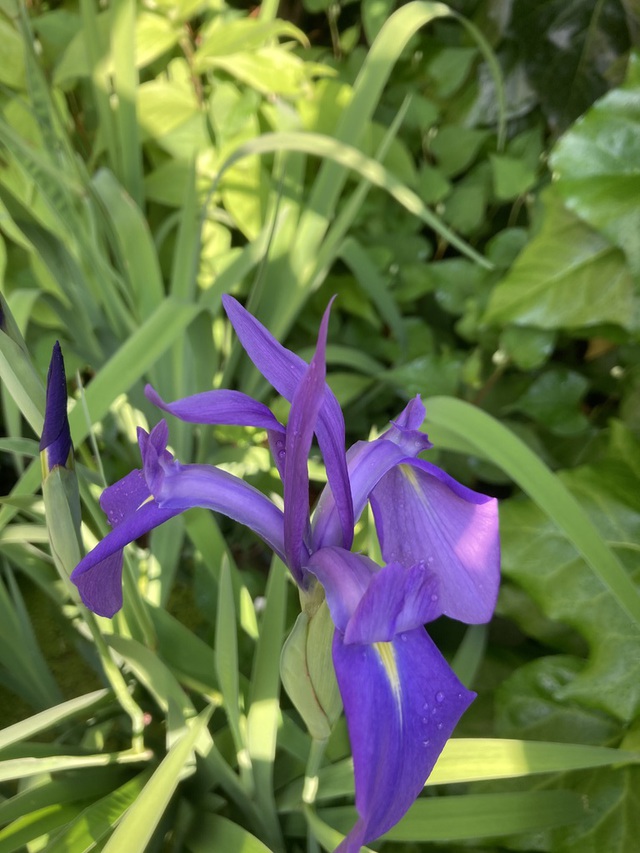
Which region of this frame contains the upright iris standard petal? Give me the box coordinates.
[283,301,333,581]
[145,384,288,476]
[371,459,500,624]
[222,294,354,550]
[40,341,72,470]
[332,629,474,853]
[312,397,431,549]
[144,385,285,434]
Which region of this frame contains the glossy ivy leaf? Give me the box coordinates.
[429,126,490,178]
[499,326,555,370]
[498,426,640,721]
[551,51,640,278]
[509,368,589,436]
[484,187,638,331]
[547,766,640,853]
[496,657,621,745]
[510,0,631,131]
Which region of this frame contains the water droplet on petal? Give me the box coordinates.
[422,739,430,747]
[430,594,438,602]
[436,691,445,704]
[400,634,407,642]
[437,722,443,730]
[422,702,429,712]
[422,717,428,724]
[278,450,286,460]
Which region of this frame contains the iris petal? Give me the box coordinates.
[40,341,72,469]
[145,385,285,434]
[222,294,354,550]
[332,627,474,852]
[70,500,180,617]
[371,459,500,624]
[284,301,332,580]
[305,546,378,633]
[344,561,440,644]
[145,457,287,564]
[312,397,431,550]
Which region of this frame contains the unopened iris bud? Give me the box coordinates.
[40,342,81,577]
[280,585,342,742]
[39,342,73,474]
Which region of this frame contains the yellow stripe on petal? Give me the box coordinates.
[374,641,402,714]
[400,463,420,489]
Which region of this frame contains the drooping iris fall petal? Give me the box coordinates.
[332,629,474,853]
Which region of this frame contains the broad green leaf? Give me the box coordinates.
[215,557,245,764]
[430,126,490,177]
[148,605,219,696]
[0,767,127,826]
[0,690,108,751]
[315,790,584,842]
[491,153,537,199]
[279,736,637,809]
[0,330,45,434]
[246,558,288,851]
[496,657,623,745]
[551,51,640,277]
[44,770,152,853]
[510,0,631,130]
[539,765,640,853]
[91,169,163,318]
[0,802,81,853]
[0,15,25,89]
[509,367,589,435]
[0,750,151,783]
[186,813,273,853]
[67,298,200,442]
[102,709,212,853]
[498,446,640,720]
[195,17,308,59]
[105,634,196,735]
[484,188,637,330]
[499,326,555,370]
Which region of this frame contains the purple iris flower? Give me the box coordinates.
[71,296,499,852]
[40,341,73,470]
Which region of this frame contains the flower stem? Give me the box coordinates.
[304,737,328,853]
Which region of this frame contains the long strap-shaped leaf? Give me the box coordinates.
[101,708,212,853]
[425,396,640,627]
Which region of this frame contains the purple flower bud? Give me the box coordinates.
[40,342,72,470]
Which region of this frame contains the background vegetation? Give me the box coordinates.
[1,0,640,850]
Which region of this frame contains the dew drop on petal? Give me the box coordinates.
[436,691,445,704]
[278,450,286,460]
[437,722,443,730]
[422,740,430,747]
[422,702,429,712]
[422,717,428,724]
[430,594,438,602]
